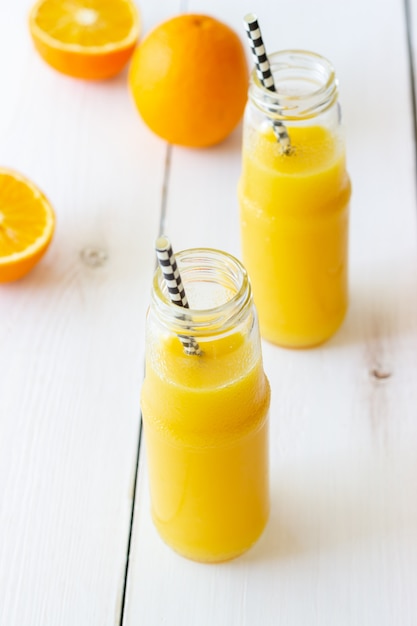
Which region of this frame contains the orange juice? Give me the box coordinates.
[239,50,351,348]
[140,249,270,562]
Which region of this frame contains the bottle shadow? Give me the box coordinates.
[327,261,417,350]
[239,446,417,566]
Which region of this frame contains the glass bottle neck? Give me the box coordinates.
[151,248,253,339]
[249,49,339,122]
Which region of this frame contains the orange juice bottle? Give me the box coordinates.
[238,50,351,348]
[140,249,270,562]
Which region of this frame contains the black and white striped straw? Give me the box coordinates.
[155,236,202,356]
[243,13,291,154]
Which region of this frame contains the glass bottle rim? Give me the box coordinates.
[151,247,252,336]
[249,49,339,121]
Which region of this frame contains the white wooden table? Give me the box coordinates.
[1,0,417,624]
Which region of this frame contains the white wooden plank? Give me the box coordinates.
[125,0,417,624]
[162,133,244,257]
[0,1,175,624]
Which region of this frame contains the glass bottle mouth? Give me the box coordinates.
[249,49,338,121]
[152,248,252,337]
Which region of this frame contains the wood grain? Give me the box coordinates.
[124,0,417,625]
[1,0,417,625]
[0,1,166,624]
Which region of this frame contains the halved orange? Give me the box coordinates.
[0,169,55,282]
[28,0,140,80]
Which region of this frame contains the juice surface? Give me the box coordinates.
[239,124,351,348]
[141,331,270,563]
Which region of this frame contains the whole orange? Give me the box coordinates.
[128,14,249,148]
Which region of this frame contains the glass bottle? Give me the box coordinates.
[238,50,351,348]
[140,248,270,563]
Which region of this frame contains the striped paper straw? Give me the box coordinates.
[243,13,291,154]
[155,236,202,356]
